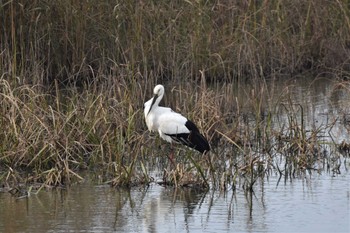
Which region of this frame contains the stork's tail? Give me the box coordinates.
[184,120,210,154]
[189,130,210,154]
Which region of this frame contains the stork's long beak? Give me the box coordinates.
[147,93,158,116]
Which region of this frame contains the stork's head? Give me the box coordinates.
[146,84,165,116]
[153,84,164,98]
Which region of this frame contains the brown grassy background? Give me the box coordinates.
[0,0,349,190]
[1,0,349,85]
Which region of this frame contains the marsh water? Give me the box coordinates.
[0,174,349,233]
[1,78,350,233]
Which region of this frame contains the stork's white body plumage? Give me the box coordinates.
[144,85,210,154]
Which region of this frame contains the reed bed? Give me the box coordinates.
[1,1,350,194]
[0,76,348,194]
[1,0,349,84]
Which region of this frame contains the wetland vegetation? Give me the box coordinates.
[0,0,350,194]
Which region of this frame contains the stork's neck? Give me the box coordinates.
[147,93,163,116]
[154,93,163,107]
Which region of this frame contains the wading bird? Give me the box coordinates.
[144,84,210,158]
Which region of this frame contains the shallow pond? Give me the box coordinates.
[0,172,349,232]
[1,77,350,232]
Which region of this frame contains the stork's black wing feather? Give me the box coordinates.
[165,120,210,154]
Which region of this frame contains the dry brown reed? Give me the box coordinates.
[0,78,150,189]
[1,0,349,85]
[0,74,348,193]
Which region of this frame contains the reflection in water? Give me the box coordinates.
[0,173,349,233]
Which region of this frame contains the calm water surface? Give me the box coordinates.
[1,78,350,232]
[0,173,349,232]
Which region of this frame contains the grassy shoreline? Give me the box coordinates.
[1,1,350,192]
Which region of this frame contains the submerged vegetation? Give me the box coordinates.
[0,1,350,194]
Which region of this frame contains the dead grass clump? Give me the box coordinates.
[0,77,150,190]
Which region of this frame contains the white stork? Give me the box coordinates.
[144,84,210,155]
